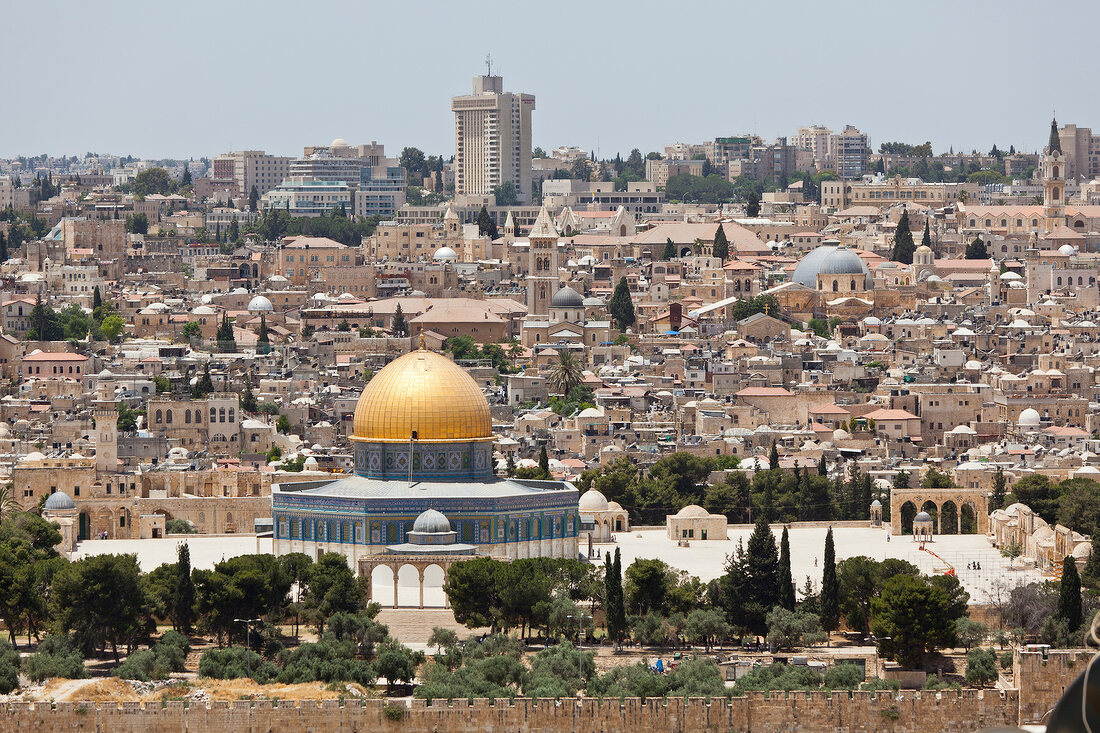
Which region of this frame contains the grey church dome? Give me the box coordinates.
[792,244,872,288]
[551,285,584,308]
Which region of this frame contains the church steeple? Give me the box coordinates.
[1048,117,1062,155]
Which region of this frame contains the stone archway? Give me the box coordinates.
[889,487,990,536]
[940,501,959,535]
[397,564,421,607]
[422,564,447,607]
[900,501,917,534]
[370,565,395,607]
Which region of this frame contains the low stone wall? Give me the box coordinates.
[0,690,1018,733]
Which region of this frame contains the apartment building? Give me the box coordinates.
[645,158,704,190]
[792,125,832,168]
[830,125,870,179]
[820,175,974,209]
[213,150,291,198]
[261,177,352,217]
[1058,123,1100,181]
[452,75,535,201]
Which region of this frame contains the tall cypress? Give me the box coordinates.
[1058,557,1083,632]
[892,208,915,264]
[820,529,839,636]
[663,237,676,260]
[817,454,827,477]
[712,225,729,261]
[609,277,635,331]
[769,441,780,470]
[921,219,932,250]
[778,527,795,610]
[174,542,195,634]
[93,285,102,311]
[608,548,626,648]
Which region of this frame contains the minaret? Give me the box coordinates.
[1042,117,1065,232]
[94,400,118,475]
[526,205,560,317]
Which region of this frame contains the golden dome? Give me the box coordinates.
[352,349,493,443]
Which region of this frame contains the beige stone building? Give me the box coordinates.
[666,504,727,541]
[452,74,534,201]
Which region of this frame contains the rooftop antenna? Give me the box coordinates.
[485,53,493,76]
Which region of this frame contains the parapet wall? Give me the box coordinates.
[1015,648,1093,724]
[0,690,1018,733]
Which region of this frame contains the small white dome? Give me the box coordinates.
[1059,244,1076,256]
[331,138,348,148]
[247,295,273,312]
[1018,408,1041,426]
[578,489,610,512]
[676,504,710,518]
[833,428,850,441]
[433,246,459,262]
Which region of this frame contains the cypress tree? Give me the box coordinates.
[820,529,840,636]
[1058,557,1083,632]
[174,542,195,634]
[506,453,516,477]
[193,363,214,398]
[778,527,795,610]
[1083,531,1100,590]
[249,185,259,212]
[742,517,780,635]
[0,231,7,263]
[769,442,780,470]
[240,377,258,413]
[892,208,915,264]
[257,313,270,354]
[989,467,1006,512]
[921,219,932,250]
[391,304,408,336]
[476,205,497,239]
[662,237,676,260]
[817,454,827,477]
[609,277,635,331]
[216,312,236,353]
[93,285,102,311]
[538,445,549,477]
[610,548,626,647]
[712,224,729,261]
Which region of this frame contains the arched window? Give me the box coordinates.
[185,411,191,424]
[850,279,856,291]
[832,280,839,292]
[219,408,226,423]
[155,409,162,424]
[228,408,235,423]
[1053,166,1060,179]
[1053,187,1060,200]
[210,407,216,422]
[166,410,173,424]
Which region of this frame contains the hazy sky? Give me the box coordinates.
[3,0,1097,161]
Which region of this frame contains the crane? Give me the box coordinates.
[917,542,956,576]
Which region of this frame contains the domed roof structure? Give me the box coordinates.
[412,509,452,534]
[331,138,348,148]
[914,511,933,522]
[579,489,610,512]
[352,349,492,442]
[1059,244,1076,256]
[1018,408,1041,426]
[676,504,710,518]
[247,295,273,312]
[433,246,458,262]
[43,491,75,512]
[551,285,584,308]
[792,244,872,288]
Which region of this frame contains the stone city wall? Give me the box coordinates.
[1015,648,1094,724]
[0,690,1018,733]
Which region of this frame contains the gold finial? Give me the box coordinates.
[418,327,425,350]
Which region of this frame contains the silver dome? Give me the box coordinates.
[551,285,584,308]
[792,245,872,288]
[43,491,76,511]
[412,509,451,534]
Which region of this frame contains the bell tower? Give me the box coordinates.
[1043,117,1065,232]
[526,205,560,316]
[94,400,118,474]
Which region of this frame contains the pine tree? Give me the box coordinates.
[174,542,195,634]
[965,237,988,260]
[181,168,192,186]
[193,363,214,398]
[990,467,1006,512]
[240,377,258,413]
[769,442,780,470]
[742,517,780,635]
[609,277,635,331]
[663,237,676,260]
[778,527,795,610]
[476,206,497,239]
[391,304,408,336]
[1058,557,1083,631]
[712,225,729,261]
[820,529,840,636]
[93,285,102,311]
[892,208,916,264]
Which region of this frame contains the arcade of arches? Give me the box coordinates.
[890,488,989,536]
[358,555,461,609]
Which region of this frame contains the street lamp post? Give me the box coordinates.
[234,617,262,678]
[567,614,590,685]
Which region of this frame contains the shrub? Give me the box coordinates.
[999,650,1014,670]
[276,638,376,685]
[21,636,87,682]
[823,663,864,690]
[383,702,406,721]
[0,640,19,694]
[116,631,191,681]
[199,647,276,684]
[165,519,197,534]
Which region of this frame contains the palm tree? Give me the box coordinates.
[547,350,584,396]
[0,483,20,522]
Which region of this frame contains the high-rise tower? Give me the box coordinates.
[1043,117,1066,232]
[452,73,535,202]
